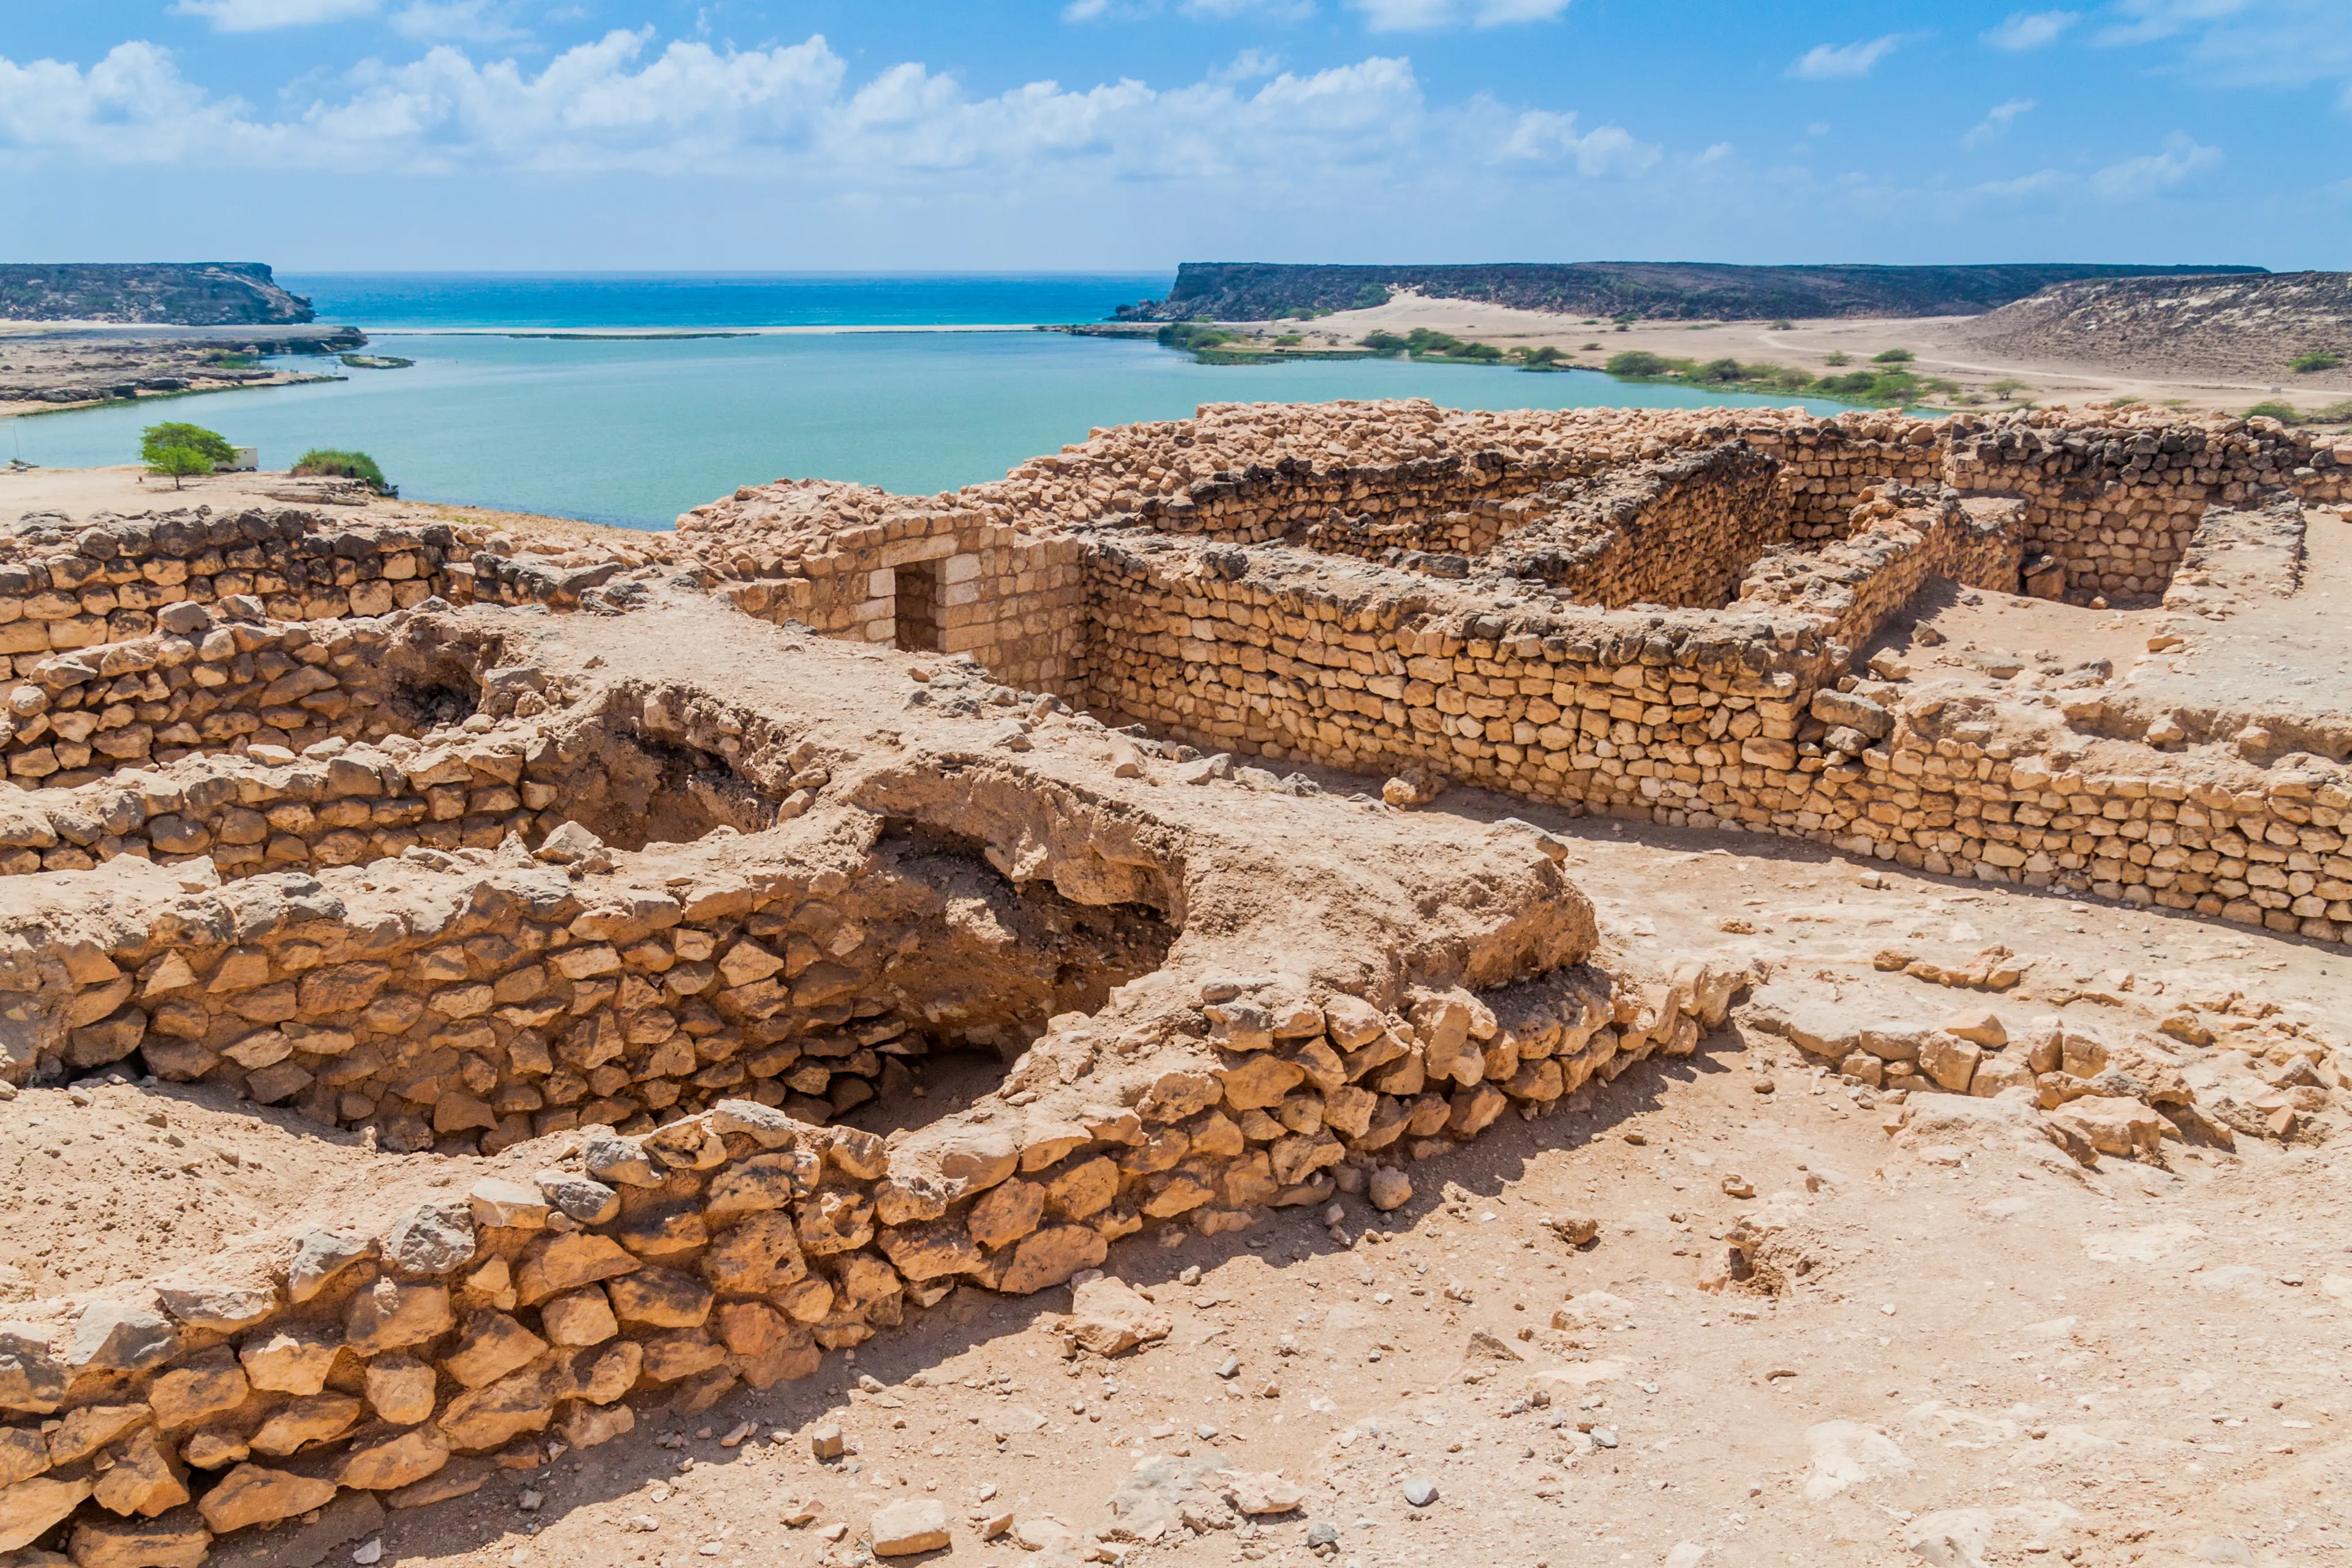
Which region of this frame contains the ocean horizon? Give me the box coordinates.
[13,273,1854,529]
[279,271,1175,331]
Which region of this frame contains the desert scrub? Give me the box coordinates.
[1872,348,1917,364]
[1602,349,1944,409]
[2291,350,2343,373]
[293,447,396,495]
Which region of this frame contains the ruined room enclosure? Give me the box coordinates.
[2,424,2339,1563]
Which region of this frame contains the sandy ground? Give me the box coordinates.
[0,462,660,549]
[1221,293,2349,423]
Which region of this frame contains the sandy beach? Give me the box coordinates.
[1205,290,2348,420]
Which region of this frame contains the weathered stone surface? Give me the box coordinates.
[997,1224,1107,1296]
[554,1340,643,1406]
[539,1288,620,1348]
[284,1228,375,1304]
[67,1303,176,1374]
[879,1220,982,1282]
[701,1213,807,1294]
[466,1177,550,1231]
[534,1172,621,1226]
[0,1327,64,1414]
[70,1507,212,1568]
[606,1266,712,1328]
[1221,1470,1305,1516]
[0,1427,45,1488]
[364,1353,437,1426]
[514,1232,639,1305]
[968,1178,1046,1250]
[442,1310,548,1389]
[248,1393,361,1457]
[1062,1275,1170,1355]
[146,1348,249,1429]
[0,1474,94,1551]
[334,1425,451,1491]
[436,1366,555,1452]
[196,1464,336,1534]
[561,1401,636,1449]
[152,1281,276,1335]
[382,1202,477,1275]
[581,1133,660,1187]
[870,1498,951,1556]
[91,1427,190,1518]
[49,1404,149,1466]
[237,1322,340,1396]
[344,1280,453,1355]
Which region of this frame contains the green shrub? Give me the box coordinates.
[1823,351,1852,366]
[1158,322,1236,353]
[1523,346,1566,366]
[1610,312,1640,325]
[292,448,394,494]
[1699,357,1744,382]
[1774,368,1817,389]
[2291,350,2343,373]
[1272,333,1304,347]
[1871,348,1915,364]
[2245,401,2301,422]
[1359,331,1409,356]
[1605,350,1670,377]
[2305,398,2352,423]
[1352,284,1391,309]
[1770,318,1793,330]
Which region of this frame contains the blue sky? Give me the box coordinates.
[1,1,2344,270]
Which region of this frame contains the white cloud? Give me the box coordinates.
[1351,0,1454,28]
[1982,10,2078,50]
[2099,0,2352,105]
[1470,0,1572,24]
[1212,48,1286,81]
[1349,0,1567,31]
[170,0,375,29]
[2092,131,2222,197]
[1962,97,2034,147]
[1697,140,1730,164]
[390,1,528,42]
[1788,35,1901,80]
[0,30,1674,211]
[1499,109,1657,175]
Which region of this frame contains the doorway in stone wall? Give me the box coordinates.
[894,560,942,652]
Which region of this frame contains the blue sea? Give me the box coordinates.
[9,274,1852,530]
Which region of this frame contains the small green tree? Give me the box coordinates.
[140,421,235,489]
[2290,350,2343,373]
[1872,348,1916,364]
[1986,377,2029,402]
[1823,351,1852,366]
[1605,350,1670,377]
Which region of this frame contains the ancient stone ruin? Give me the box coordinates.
[0,396,2343,1563]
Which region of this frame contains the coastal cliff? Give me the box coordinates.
[1124,260,2267,323]
[0,263,315,326]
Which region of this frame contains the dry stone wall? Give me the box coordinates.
[0,946,1743,1568]
[677,482,1087,692]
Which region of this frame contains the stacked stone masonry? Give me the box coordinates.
[0,399,2328,1561]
